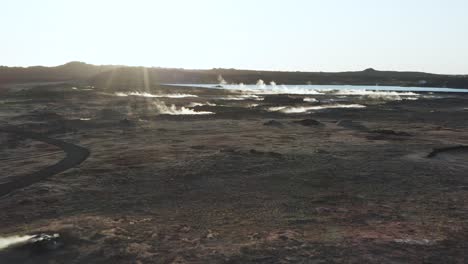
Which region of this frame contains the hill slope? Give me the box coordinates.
[0,62,119,84]
[1,62,467,89]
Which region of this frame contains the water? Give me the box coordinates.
[168,84,468,94]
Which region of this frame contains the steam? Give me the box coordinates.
[268,104,366,114]
[304,97,318,103]
[153,101,213,115]
[217,95,264,101]
[336,90,417,96]
[363,93,402,101]
[218,75,227,85]
[0,235,34,250]
[115,92,213,115]
[180,84,425,98]
[0,234,61,251]
[115,92,198,98]
[357,91,420,101]
[187,102,217,107]
[256,79,266,88]
[248,84,324,95]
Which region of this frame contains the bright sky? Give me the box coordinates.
[2,0,467,74]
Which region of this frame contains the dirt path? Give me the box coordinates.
[0,128,90,197]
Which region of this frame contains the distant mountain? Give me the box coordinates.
[1,62,467,89]
[0,62,119,84]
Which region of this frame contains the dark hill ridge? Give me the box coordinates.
[0,62,119,84]
[1,62,467,89]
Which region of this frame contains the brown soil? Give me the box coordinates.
[0,84,467,263]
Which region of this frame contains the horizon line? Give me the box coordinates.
[1,61,467,76]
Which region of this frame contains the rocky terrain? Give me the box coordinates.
[0,82,467,263]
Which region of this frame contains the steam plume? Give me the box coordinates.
[218,75,227,85]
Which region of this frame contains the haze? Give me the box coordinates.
[2,0,468,74]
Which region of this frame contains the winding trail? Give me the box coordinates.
[0,128,90,197]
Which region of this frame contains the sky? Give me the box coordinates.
[2,0,468,74]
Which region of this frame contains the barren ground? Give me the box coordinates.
[0,84,467,263]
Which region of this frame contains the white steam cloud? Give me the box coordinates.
[115,92,198,98]
[116,92,214,115]
[189,84,423,98]
[256,80,266,88]
[268,104,366,114]
[217,95,264,101]
[335,90,417,96]
[304,97,318,103]
[153,101,214,115]
[0,235,34,250]
[247,84,324,95]
[218,75,227,85]
[0,234,61,251]
[187,102,217,107]
[357,91,419,101]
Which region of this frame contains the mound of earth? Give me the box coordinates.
[263,120,284,127]
[293,119,323,127]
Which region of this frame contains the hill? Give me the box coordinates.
[0,62,119,84]
[1,62,467,89]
